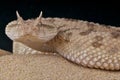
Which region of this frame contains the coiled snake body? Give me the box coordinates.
[6,11,120,70]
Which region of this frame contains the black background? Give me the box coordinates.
[0,1,120,52]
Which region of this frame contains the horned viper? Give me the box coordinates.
[5,11,120,70]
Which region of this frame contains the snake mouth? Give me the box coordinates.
[14,34,49,43]
[13,34,49,51]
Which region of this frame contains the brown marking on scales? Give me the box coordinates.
[92,35,103,48]
[92,41,103,48]
[94,36,103,41]
[79,30,91,35]
[111,30,120,38]
[87,22,95,27]
[79,27,95,36]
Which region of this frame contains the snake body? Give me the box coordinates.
[5,11,120,70]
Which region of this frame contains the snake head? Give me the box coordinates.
[5,11,58,50]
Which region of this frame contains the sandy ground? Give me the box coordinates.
[0,53,120,80]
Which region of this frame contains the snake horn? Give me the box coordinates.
[34,11,43,25]
[16,11,24,22]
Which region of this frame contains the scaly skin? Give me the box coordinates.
[0,49,11,56]
[5,11,120,70]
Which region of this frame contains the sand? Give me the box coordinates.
[0,53,120,80]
